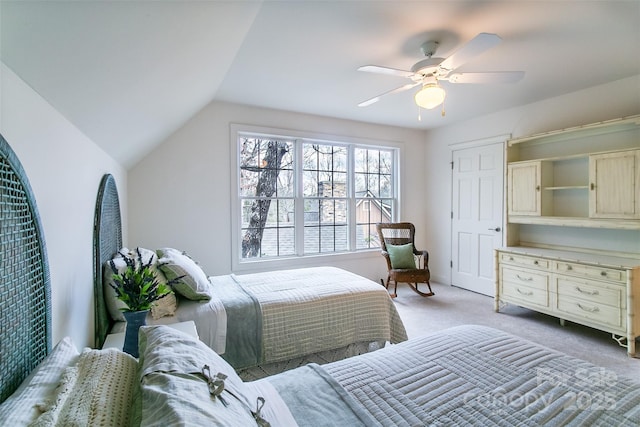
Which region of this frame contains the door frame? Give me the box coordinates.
[448,134,510,293]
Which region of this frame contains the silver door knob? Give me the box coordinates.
[488,227,501,232]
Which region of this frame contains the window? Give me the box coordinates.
[236,129,397,262]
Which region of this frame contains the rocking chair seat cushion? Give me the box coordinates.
[386,243,416,269]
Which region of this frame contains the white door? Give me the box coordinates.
[451,141,504,296]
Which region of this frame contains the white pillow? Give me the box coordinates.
[104,247,173,321]
[156,248,212,301]
[0,337,79,425]
[30,348,138,427]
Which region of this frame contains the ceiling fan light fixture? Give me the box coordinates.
[414,83,446,109]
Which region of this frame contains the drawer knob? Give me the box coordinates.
[600,271,607,277]
[566,265,572,271]
[533,260,539,265]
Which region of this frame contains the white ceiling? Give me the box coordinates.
[2,1,639,168]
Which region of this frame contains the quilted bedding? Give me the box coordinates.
[164,266,407,371]
[229,266,407,365]
[268,325,640,426]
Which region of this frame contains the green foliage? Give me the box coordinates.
[109,248,171,312]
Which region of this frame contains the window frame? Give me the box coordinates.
[230,124,402,272]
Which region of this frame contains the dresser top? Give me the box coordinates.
[499,246,640,269]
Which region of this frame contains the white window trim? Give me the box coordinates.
[230,123,403,273]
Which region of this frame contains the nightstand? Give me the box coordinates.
[102,320,199,350]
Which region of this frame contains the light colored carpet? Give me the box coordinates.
[391,281,640,382]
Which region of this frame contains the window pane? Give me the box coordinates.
[240,169,259,197]
[303,170,318,196]
[367,150,380,174]
[367,175,380,197]
[354,148,366,173]
[240,198,294,259]
[380,151,392,174]
[333,147,347,172]
[356,223,380,249]
[319,199,348,225]
[333,172,347,196]
[380,174,392,198]
[303,144,319,169]
[355,196,391,249]
[319,225,348,252]
[276,169,294,197]
[239,138,294,197]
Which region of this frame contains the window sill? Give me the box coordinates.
[232,249,381,274]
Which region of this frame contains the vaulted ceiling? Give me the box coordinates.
[2,1,639,168]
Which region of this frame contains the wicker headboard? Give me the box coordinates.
[0,134,51,403]
[92,174,122,349]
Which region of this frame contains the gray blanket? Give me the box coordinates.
[213,274,262,369]
[269,325,640,426]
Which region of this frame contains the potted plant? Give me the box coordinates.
[108,248,171,357]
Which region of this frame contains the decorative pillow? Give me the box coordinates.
[0,337,79,425]
[103,247,174,321]
[138,325,258,426]
[30,348,138,427]
[150,292,178,320]
[156,248,212,301]
[386,243,417,269]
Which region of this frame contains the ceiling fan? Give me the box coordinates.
[357,33,524,112]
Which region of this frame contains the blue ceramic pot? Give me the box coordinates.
[122,310,148,357]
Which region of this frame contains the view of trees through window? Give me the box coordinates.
[238,133,395,260]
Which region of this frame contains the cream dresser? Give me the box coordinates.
[496,115,640,357]
[495,247,639,356]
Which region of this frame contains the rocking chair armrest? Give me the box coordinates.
[380,251,393,270]
[413,248,429,258]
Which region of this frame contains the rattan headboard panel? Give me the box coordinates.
[92,174,122,349]
[0,134,51,403]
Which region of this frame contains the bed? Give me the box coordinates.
[2,150,639,426]
[92,174,407,378]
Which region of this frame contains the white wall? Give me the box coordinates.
[128,101,426,283]
[423,75,640,285]
[0,62,127,348]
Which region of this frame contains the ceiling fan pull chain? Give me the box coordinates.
[441,100,446,117]
[418,106,422,122]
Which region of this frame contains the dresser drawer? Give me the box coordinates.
[556,276,624,308]
[501,281,549,308]
[556,295,625,329]
[500,253,549,270]
[553,261,626,283]
[501,266,549,291]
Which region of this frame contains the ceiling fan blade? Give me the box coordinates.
[439,33,502,72]
[358,65,415,78]
[446,71,525,84]
[358,82,420,107]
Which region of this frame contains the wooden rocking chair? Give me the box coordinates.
[376,222,434,298]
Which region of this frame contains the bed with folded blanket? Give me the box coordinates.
[93,174,406,378]
[3,324,639,426]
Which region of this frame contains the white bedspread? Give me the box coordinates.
[231,266,407,364]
